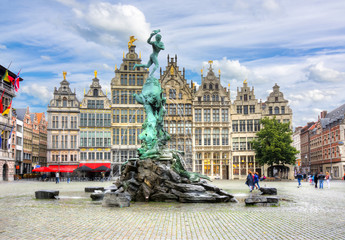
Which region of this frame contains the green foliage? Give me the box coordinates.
[252,117,299,166]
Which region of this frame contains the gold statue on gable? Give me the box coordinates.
[128,36,137,49]
[170,66,174,75]
[63,71,67,80]
[243,79,247,84]
[94,70,97,78]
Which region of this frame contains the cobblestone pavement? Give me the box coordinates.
[0,179,344,240]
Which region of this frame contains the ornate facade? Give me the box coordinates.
[192,62,231,179]
[160,55,194,171]
[79,72,111,164]
[47,74,80,166]
[111,44,148,174]
[231,81,262,179]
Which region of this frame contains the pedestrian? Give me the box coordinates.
[325,172,330,189]
[254,172,260,189]
[297,171,303,188]
[67,172,71,184]
[245,170,255,192]
[314,172,318,188]
[308,174,312,184]
[55,172,60,184]
[101,172,105,182]
[318,172,325,189]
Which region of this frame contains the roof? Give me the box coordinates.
[16,108,27,121]
[36,113,43,123]
[321,103,345,128]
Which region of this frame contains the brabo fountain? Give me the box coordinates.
[104,30,237,206]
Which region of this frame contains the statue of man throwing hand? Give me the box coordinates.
[133,29,164,76]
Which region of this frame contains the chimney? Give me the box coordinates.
[320,111,327,118]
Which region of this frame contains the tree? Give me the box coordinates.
[252,117,299,166]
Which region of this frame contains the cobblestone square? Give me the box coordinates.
[0,179,344,239]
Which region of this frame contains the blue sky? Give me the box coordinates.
[1,0,345,128]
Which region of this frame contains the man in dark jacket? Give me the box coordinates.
[318,172,325,189]
[314,172,318,188]
[245,171,255,192]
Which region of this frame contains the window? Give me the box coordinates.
[121,74,127,85]
[113,90,120,104]
[232,138,239,150]
[63,98,67,107]
[221,109,228,122]
[71,116,77,128]
[247,120,253,132]
[129,74,134,85]
[169,104,176,115]
[232,120,238,132]
[137,75,144,85]
[281,106,285,114]
[178,138,184,151]
[247,137,253,150]
[213,128,220,145]
[121,110,128,123]
[71,135,77,149]
[275,97,278,102]
[250,105,255,113]
[244,94,247,101]
[204,109,210,122]
[185,104,192,115]
[195,109,201,122]
[185,121,192,135]
[204,129,211,145]
[274,107,280,114]
[121,90,128,104]
[16,136,22,146]
[169,89,176,99]
[240,137,246,150]
[177,121,184,134]
[243,105,248,115]
[222,128,228,145]
[113,109,120,123]
[237,106,242,114]
[269,107,273,115]
[254,120,260,131]
[80,113,87,127]
[209,84,213,90]
[87,100,96,109]
[121,129,127,145]
[213,109,219,122]
[113,128,119,145]
[177,104,184,115]
[178,92,182,99]
[170,121,176,134]
[195,128,202,145]
[240,120,246,132]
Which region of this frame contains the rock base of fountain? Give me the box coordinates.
[113,158,237,203]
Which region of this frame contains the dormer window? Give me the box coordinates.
[93,89,98,97]
[209,84,213,90]
[204,84,207,89]
[244,94,248,101]
[215,84,218,90]
[63,98,67,107]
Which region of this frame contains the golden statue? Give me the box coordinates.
[201,69,203,74]
[243,79,247,84]
[128,36,137,49]
[63,71,67,80]
[208,60,213,66]
[218,69,221,75]
[170,66,174,75]
[115,64,117,70]
[94,70,97,78]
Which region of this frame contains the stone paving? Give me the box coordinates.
[0,179,344,239]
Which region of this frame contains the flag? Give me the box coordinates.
[13,69,21,92]
[7,125,14,150]
[2,100,11,116]
[0,91,4,113]
[1,70,11,83]
[0,123,8,148]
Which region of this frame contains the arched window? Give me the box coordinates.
[215,84,218,90]
[215,95,219,101]
[63,97,67,107]
[93,89,98,97]
[203,95,207,101]
[274,106,280,114]
[209,84,213,90]
[206,95,210,101]
[204,84,207,89]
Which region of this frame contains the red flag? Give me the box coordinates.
[0,91,4,113]
[2,100,11,116]
[13,69,21,92]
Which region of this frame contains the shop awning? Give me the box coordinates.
[79,162,111,169]
[32,166,54,172]
[48,165,79,172]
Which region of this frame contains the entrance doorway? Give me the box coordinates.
[267,165,290,179]
[2,164,8,181]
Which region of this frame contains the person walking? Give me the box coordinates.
[55,172,60,184]
[325,172,330,189]
[318,172,325,189]
[297,171,303,188]
[66,172,71,184]
[245,170,255,192]
[254,172,260,189]
[314,172,318,188]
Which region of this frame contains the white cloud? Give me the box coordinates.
[306,62,345,82]
[0,44,6,49]
[77,3,151,41]
[40,55,51,61]
[21,83,52,102]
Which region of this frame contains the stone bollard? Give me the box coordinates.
[35,190,59,199]
[85,187,105,193]
[102,192,131,207]
[259,187,277,195]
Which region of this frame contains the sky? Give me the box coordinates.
[1,0,345,128]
